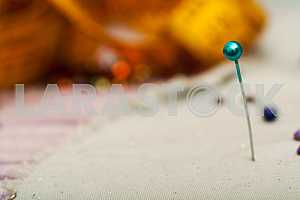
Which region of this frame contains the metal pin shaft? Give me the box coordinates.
[235,60,256,161]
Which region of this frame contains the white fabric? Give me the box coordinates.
[13,64,300,199]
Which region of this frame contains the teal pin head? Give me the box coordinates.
[223,41,243,61]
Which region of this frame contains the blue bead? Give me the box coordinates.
[294,130,300,141]
[297,146,300,156]
[223,41,243,61]
[263,106,278,122]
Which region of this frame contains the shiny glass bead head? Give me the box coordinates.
[223,41,243,61]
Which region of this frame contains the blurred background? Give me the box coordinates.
[0,0,266,89]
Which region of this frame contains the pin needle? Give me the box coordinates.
[223,41,256,162]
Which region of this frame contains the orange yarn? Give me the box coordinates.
[0,0,63,88]
[0,0,266,87]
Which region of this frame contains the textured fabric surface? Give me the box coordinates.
[13,64,300,199]
[0,90,88,181]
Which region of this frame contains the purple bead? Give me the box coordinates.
[297,146,300,156]
[294,130,300,141]
[263,106,278,122]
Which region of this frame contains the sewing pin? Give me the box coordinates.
[223,41,256,161]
